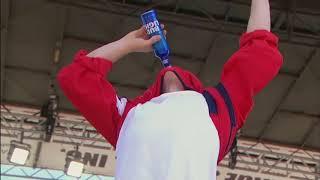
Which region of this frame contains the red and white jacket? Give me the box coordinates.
[57,30,283,163]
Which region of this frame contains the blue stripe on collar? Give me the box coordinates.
[203,91,218,114]
[215,83,236,127]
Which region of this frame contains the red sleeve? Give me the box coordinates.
[57,50,121,147]
[220,30,283,129]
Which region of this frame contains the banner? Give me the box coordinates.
[217,166,290,180]
[37,142,116,176]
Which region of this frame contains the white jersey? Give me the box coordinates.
[115,91,220,180]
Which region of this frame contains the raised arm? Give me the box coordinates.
[57,26,162,147]
[208,0,283,129]
[247,0,271,32]
[57,50,121,147]
[203,0,283,162]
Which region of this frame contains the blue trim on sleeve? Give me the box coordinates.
[215,83,236,127]
[202,91,218,114]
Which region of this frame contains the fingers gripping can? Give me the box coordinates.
[141,9,171,67]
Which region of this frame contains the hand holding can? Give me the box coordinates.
[141,9,171,67]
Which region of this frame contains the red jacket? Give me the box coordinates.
[57,30,283,163]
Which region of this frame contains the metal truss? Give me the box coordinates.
[220,140,320,180]
[1,104,320,179]
[0,164,114,180]
[1,104,111,149]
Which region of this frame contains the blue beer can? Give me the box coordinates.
[141,9,171,67]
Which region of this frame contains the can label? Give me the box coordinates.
[145,20,160,35]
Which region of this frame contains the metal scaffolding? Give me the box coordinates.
[1,104,111,149]
[220,141,320,179]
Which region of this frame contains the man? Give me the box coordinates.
[57,0,283,179]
